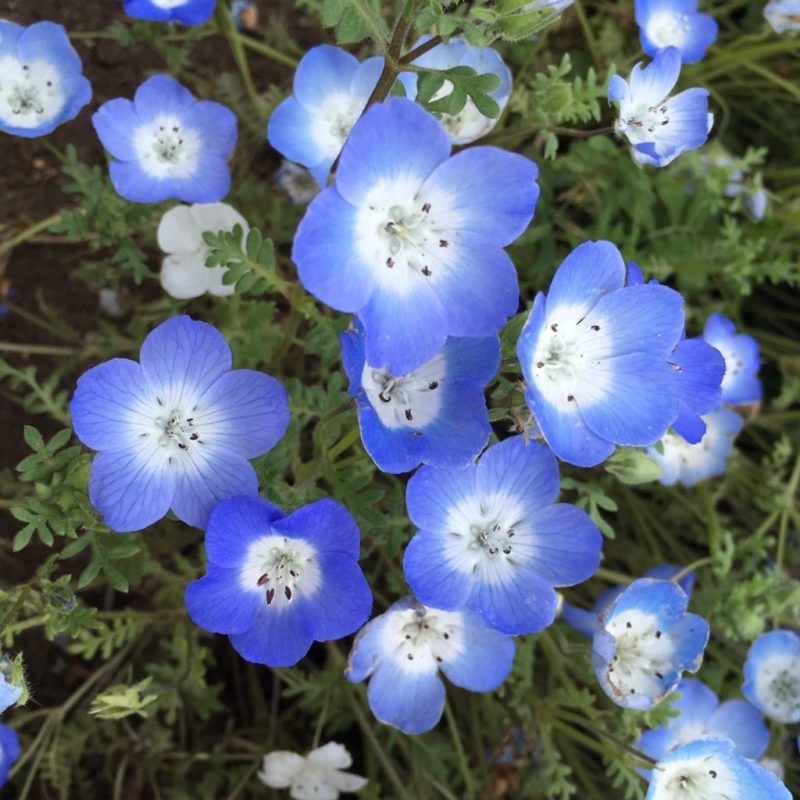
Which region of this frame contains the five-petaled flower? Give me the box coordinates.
[403,435,602,635]
[123,0,216,25]
[293,98,539,376]
[346,597,515,734]
[185,495,372,667]
[635,0,719,64]
[93,74,237,203]
[70,316,289,532]
[702,313,762,405]
[742,629,800,724]
[0,21,91,139]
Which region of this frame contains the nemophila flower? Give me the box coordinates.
[92,74,237,203]
[158,203,248,299]
[0,724,21,788]
[638,680,770,774]
[647,407,743,487]
[635,0,718,64]
[702,313,762,405]
[609,47,712,168]
[592,578,709,710]
[742,630,800,724]
[258,742,367,800]
[340,322,499,473]
[346,597,515,734]
[185,496,372,667]
[268,46,409,188]
[517,241,685,467]
[406,36,512,145]
[71,316,289,532]
[293,98,539,376]
[276,160,321,205]
[123,0,216,25]
[765,0,800,32]
[711,153,768,221]
[0,21,91,139]
[645,738,791,800]
[0,662,22,715]
[403,436,602,634]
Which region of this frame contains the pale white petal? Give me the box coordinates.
[307,742,353,771]
[257,751,305,789]
[160,253,212,300]
[189,202,248,237]
[157,205,201,254]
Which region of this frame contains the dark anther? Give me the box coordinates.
[567,394,575,402]
[422,266,432,276]
[421,203,431,213]
[551,323,559,332]
[428,381,439,390]
[502,546,512,555]
[508,530,515,538]
[405,409,413,421]
[289,569,298,578]
[405,634,411,640]
[190,433,199,441]
[709,771,717,779]
[172,125,179,132]
[488,546,498,555]
[439,239,449,248]
[284,586,292,601]
[178,442,188,450]
[386,257,395,268]
[257,574,269,586]
[626,622,632,629]
[407,653,414,660]
[630,688,636,694]
[443,632,450,639]
[46,81,52,87]
[266,588,276,605]
[536,361,544,369]
[22,64,29,71]
[378,391,391,403]
[436,656,443,662]
[591,324,600,331]
[655,630,662,638]
[655,671,664,679]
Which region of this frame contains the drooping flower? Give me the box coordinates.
[742,630,800,724]
[123,0,216,25]
[0,658,23,716]
[609,47,713,168]
[647,407,744,487]
[340,322,499,473]
[702,313,762,405]
[635,0,718,63]
[276,160,321,205]
[0,723,21,788]
[185,496,372,667]
[267,47,410,188]
[158,203,248,299]
[765,0,800,33]
[70,316,289,532]
[645,738,791,800]
[293,98,539,376]
[638,680,770,774]
[0,21,91,139]
[403,436,602,635]
[93,74,237,203]
[257,742,367,800]
[592,578,709,710]
[406,36,512,145]
[346,597,515,734]
[516,241,685,467]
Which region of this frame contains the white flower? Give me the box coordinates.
[258,742,367,800]
[157,203,249,300]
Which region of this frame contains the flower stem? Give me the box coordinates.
[215,6,263,116]
[444,700,476,799]
[0,212,63,258]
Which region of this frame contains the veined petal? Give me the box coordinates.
[184,565,263,634]
[204,495,285,567]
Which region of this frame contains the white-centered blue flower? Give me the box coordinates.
[70,316,290,532]
[403,436,602,635]
[647,406,744,487]
[645,738,791,800]
[346,597,515,734]
[592,578,709,710]
[638,679,770,777]
[0,723,21,788]
[0,21,91,139]
[123,0,216,25]
[609,47,713,168]
[93,74,238,203]
[765,0,800,32]
[406,36,512,145]
[517,241,685,467]
[635,0,718,64]
[702,313,762,405]
[292,98,539,376]
[742,630,800,724]
[340,322,499,474]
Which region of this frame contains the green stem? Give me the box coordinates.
[215,7,263,116]
[240,35,299,68]
[328,426,361,461]
[0,213,63,258]
[594,567,633,585]
[0,342,79,356]
[776,451,800,574]
[444,700,475,800]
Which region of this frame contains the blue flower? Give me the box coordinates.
[267,47,410,187]
[70,316,289,532]
[517,241,685,467]
[647,407,743,487]
[638,679,770,776]
[186,496,372,667]
[0,723,21,788]
[405,36,512,145]
[702,313,762,405]
[765,0,800,33]
[609,47,712,168]
[340,322,499,474]
[93,74,237,203]
[645,738,791,800]
[635,0,718,64]
[123,0,216,25]
[742,630,800,724]
[292,98,540,376]
[403,436,602,635]
[0,21,91,139]
[592,578,709,710]
[345,597,515,734]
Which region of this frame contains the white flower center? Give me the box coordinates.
[755,653,800,721]
[134,116,202,179]
[240,535,321,610]
[153,406,202,453]
[0,57,65,128]
[603,609,677,701]
[151,0,190,8]
[646,11,691,48]
[619,101,671,144]
[310,93,363,160]
[714,341,745,394]
[651,755,739,800]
